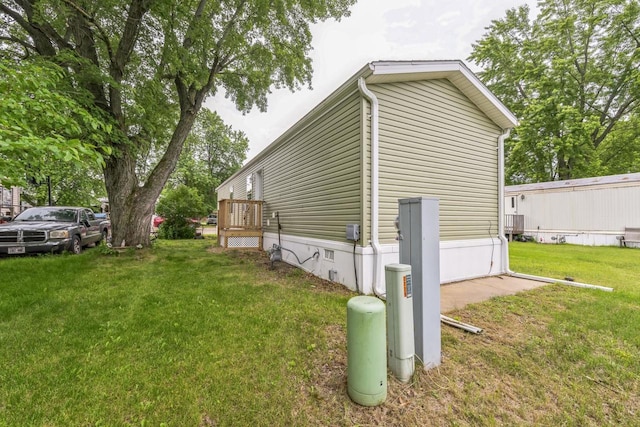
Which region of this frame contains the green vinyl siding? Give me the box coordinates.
[221,91,362,242]
[372,79,502,243]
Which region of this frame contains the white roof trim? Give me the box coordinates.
[506,172,640,193]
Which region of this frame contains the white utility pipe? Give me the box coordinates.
[509,272,613,292]
[357,77,384,297]
[440,315,483,334]
[497,130,613,292]
[497,128,511,273]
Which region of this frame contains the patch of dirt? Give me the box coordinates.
[210,247,353,295]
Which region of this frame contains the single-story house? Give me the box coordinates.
[217,60,518,294]
[505,172,640,246]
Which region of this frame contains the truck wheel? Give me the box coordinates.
[71,235,82,254]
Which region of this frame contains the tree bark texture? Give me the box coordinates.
[104,110,198,247]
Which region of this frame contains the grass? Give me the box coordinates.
[0,240,638,425]
[0,240,352,425]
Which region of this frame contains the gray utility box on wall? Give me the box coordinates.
[398,197,441,369]
[346,224,360,241]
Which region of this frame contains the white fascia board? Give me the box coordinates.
[369,60,464,75]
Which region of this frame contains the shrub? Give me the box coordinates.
[156,185,207,240]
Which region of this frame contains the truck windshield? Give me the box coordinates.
[14,208,77,222]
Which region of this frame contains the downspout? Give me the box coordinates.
[497,128,511,274]
[498,130,612,292]
[358,77,384,297]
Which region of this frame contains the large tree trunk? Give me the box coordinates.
[103,150,157,247]
[104,109,199,247]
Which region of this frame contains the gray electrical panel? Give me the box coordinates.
[398,197,441,369]
[346,224,360,241]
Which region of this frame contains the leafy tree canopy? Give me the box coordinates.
[0,0,355,246]
[470,0,640,183]
[20,161,106,208]
[0,59,111,187]
[169,108,248,213]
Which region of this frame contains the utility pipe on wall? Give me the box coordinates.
[497,129,511,274]
[357,77,384,297]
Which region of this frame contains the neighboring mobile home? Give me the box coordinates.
[505,172,640,246]
[217,60,518,294]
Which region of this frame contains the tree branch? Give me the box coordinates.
[61,0,114,61]
[0,35,35,52]
[0,3,56,55]
[182,0,207,50]
[109,0,152,127]
[594,97,637,147]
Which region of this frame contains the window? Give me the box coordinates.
[511,197,515,209]
[246,175,253,200]
[254,170,263,200]
[229,186,234,200]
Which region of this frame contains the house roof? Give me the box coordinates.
[218,60,517,190]
[363,60,518,129]
[506,172,640,194]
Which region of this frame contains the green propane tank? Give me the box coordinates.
[347,296,387,406]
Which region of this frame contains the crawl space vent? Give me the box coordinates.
[324,249,335,261]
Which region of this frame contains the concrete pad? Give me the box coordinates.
[440,275,547,313]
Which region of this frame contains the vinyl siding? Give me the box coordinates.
[511,184,640,232]
[219,91,362,242]
[372,79,502,242]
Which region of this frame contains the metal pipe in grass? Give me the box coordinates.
[509,272,614,292]
[440,315,483,334]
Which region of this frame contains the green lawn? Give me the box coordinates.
[0,240,638,425]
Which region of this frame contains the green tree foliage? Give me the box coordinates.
[0,0,355,246]
[470,0,640,183]
[0,59,111,187]
[169,109,248,213]
[155,185,207,239]
[20,162,106,208]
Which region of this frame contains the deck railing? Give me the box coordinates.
[505,214,525,237]
[217,199,263,249]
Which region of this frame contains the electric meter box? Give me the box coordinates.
[385,263,415,383]
[346,224,360,241]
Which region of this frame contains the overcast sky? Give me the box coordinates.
[205,0,537,162]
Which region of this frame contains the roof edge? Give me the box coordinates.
[217,63,373,190]
[506,172,640,193]
[367,60,518,129]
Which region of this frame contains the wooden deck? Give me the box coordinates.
[505,214,524,238]
[217,199,263,249]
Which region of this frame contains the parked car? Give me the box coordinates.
[153,215,164,228]
[0,206,110,255]
[206,214,218,225]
